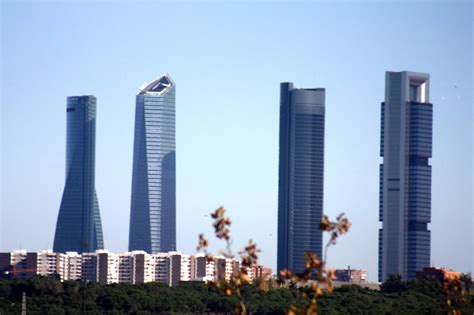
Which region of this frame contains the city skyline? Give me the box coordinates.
[1,2,472,280]
[53,95,104,254]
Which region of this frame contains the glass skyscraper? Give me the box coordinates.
[53,95,104,254]
[277,83,325,274]
[379,71,432,281]
[129,74,176,254]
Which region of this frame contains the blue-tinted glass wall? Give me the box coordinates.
[53,96,104,253]
[129,74,176,254]
[379,71,432,281]
[278,83,325,274]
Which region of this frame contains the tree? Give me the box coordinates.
[460,273,472,292]
[380,274,407,293]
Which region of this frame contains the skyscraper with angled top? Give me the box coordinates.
[129,74,176,254]
[277,83,325,274]
[53,95,104,254]
[379,71,433,281]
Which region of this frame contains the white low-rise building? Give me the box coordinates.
[0,250,269,286]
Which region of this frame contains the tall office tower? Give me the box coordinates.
[129,74,176,254]
[379,71,432,281]
[53,96,104,254]
[277,83,325,274]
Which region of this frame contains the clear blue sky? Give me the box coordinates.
[1,1,472,280]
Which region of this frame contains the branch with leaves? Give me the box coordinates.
[197,207,351,315]
[279,213,351,314]
[444,272,469,315]
[196,206,261,314]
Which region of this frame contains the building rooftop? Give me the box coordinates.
[138,73,175,96]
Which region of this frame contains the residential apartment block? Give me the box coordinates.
[415,267,461,281]
[334,267,368,283]
[0,250,271,287]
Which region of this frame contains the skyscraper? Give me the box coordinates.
[277,83,325,274]
[53,95,104,254]
[129,74,176,254]
[379,71,432,281]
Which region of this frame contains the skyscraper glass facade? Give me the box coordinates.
[379,71,432,281]
[53,96,104,254]
[277,83,325,274]
[129,74,176,254]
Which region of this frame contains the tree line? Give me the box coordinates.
[0,275,472,314]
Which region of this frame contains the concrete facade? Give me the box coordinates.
[1,250,268,286]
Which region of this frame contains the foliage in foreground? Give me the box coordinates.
[0,276,473,314]
[197,207,351,314]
